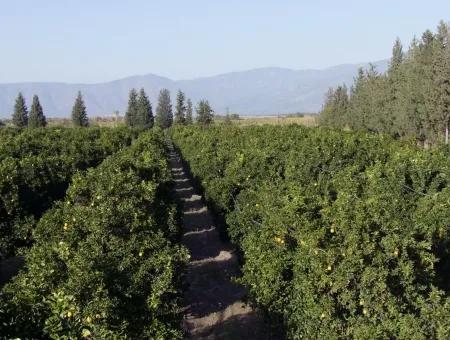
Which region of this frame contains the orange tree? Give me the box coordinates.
[0,127,138,257]
[0,130,188,338]
[172,125,450,339]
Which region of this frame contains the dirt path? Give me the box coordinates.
[168,144,272,340]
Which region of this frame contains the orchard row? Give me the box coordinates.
[172,125,450,339]
[0,127,139,258]
[0,129,188,338]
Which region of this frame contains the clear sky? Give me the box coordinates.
[1,0,449,83]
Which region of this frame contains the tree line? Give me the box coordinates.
[6,88,214,128]
[9,91,89,128]
[320,20,450,145]
[124,88,213,128]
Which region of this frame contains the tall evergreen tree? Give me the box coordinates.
[71,91,89,127]
[196,100,214,125]
[28,95,47,128]
[125,88,138,127]
[319,85,349,128]
[389,38,404,72]
[381,39,406,136]
[12,92,28,128]
[347,68,370,130]
[185,98,193,125]
[320,21,450,144]
[136,88,153,127]
[155,89,173,128]
[430,21,450,143]
[174,90,186,125]
[401,40,427,140]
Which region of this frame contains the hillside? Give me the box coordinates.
[0,61,388,118]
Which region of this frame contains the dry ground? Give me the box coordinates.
[167,144,275,340]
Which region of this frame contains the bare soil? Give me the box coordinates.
[168,145,274,340]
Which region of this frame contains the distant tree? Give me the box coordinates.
[12,92,28,128]
[71,91,89,127]
[174,90,186,125]
[196,100,214,125]
[320,21,450,144]
[319,85,349,128]
[185,98,193,125]
[125,88,138,126]
[385,38,407,136]
[28,95,47,128]
[224,114,232,125]
[430,21,450,143]
[155,89,173,128]
[137,88,153,127]
[389,38,404,72]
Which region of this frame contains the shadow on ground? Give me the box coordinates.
[167,146,277,340]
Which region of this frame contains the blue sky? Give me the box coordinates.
[0,0,449,83]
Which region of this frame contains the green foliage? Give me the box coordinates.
[127,88,154,128]
[71,91,89,127]
[0,131,187,339]
[155,89,173,129]
[12,92,28,128]
[319,85,349,128]
[320,21,450,144]
[172,125,450,339]
[136,88,154,128]
[196,100,214,125]
[174,90,186,125]
[223,114,232,125]
[125,88,138,127]
[28,95,47,128]
[0,127,138,258]
[185,98,193,125]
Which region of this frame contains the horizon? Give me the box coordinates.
[1,1,449,83]
[0,59,389,85]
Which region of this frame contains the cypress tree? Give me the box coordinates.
[430,21,450,143]
[71,91,89,127]
[28,95,47,128]
[319,85,349,128]
[389,38,404,72]
[136,88,153,128]
[386,38,407,136]
[12,92,28,128]
[185,98,193,125]
[125,88,138,127]
[402,40,427,140]
[347,68,369,130]
[196,100,214,125]
[326,21,450,143]
[174,90,186,125]
[155,89,173,129]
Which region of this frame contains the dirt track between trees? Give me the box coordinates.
[168,144,273,340]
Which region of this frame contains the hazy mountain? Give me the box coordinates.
[0,60,388,118]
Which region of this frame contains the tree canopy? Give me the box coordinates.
[71,91,89,127]
[320,21,450,144]
[155,89,173,129]
[12,92,28,128]
[28,95,47,128]
[196,100,214,125]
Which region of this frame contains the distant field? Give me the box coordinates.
[230,114,317,127]
[1,114,318,128]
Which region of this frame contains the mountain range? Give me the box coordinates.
[0,60,388,118]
